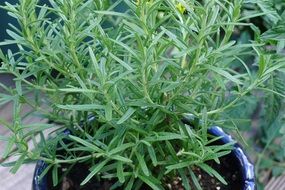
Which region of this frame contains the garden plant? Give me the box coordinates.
[0,0,284,189]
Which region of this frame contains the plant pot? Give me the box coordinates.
[32,126,255,190]
[207,127,255,190]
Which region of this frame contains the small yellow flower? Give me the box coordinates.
[176,3,186,14]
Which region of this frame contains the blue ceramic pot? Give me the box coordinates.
[208,126,255,190]
[32,126,255,190]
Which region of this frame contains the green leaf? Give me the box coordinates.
[201,107,208,140]
[23,124,56,137]
[125,176,135,190]
[138,174,162,190]
[6,29,25,42]
[166,160,195,172]
[117,161,125,183]
[264,74,285,126]
[161,27,187,49]
[256,0,280,24]
[123,19,145,36]
[258,54,268,77]
[89,47,101,77]
[109,52,134,71]
[189,169,203,190]
[109,38,138,59]
[150,62,168,85]
[0,40,18,46]
[117,108,136,124]
[112,155,133,163]
[69,135,103,153]
[52,165,59,186]
[165,140,179,160]
[81,159,109,186]
[73,74,92,99]
[145,132,187,142]
[161,82,180,93]
[216,41,236,52]
[178,169,191,190]
[58,88,98,93]
[204,64,242,85]
[38,164,53,181]
[261,24,285,41]
[198,163,228,185]
[108,143,135,155]
[136,152,150,176]
[10,153,27,174]
[105,102,113,121]
[2,137,15,158]
[93,10,131,19]
[147,145,158,166]
[57,104,105,111]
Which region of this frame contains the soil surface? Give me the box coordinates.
[47,163,115,190]
[46,150,242,190]
[167,153,242,190]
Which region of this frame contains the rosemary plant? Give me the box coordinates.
[0,0,283,189]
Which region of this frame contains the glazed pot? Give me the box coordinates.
[208,126,255,190]
[32,126,255,190]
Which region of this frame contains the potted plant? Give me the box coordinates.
[0,0,282,189]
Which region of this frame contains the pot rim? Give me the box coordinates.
[208,126,255,190]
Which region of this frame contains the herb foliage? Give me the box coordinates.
[0,0,284,189]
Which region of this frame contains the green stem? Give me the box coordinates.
[39,154,98,164]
